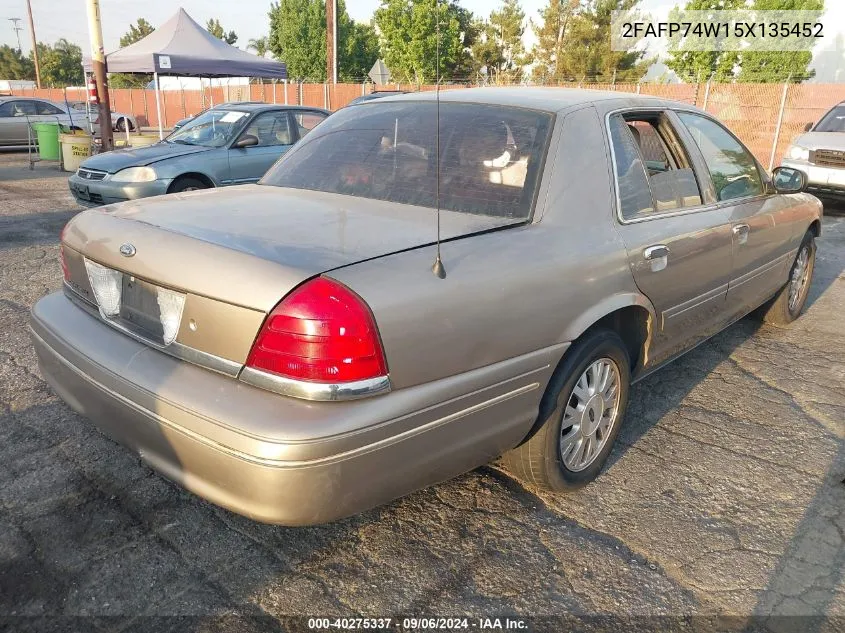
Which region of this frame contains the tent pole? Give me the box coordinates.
[154,72,163,140]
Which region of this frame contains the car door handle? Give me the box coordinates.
[643,245,670,260]
[733,223,750,244]
[643,244,670,272]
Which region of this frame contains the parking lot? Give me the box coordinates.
[0,150,843,631]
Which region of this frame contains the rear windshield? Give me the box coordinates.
[260,101,553,219]
[815,105,845,133]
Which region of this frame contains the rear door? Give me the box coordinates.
[228,110,295,184]
[607,109,733,365]
[674,111,796,317]
[0,99,36,144]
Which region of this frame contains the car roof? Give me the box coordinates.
[215,102,329,114]
[373,87,673,113]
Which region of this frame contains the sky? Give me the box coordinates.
[0,1,842,79]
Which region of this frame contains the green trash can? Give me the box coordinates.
[32,122,62,161]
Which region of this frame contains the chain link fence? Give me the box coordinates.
[11,80,845,168]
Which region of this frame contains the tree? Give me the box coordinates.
[119,18,155,47]
[736,0,823,82]
[532,0,650,84]
[488,0,529,81]
[207,18,238,45]
[248,36,270,58]
[111,18,155,89]
[665,0,744,83]
[0,45,35,80]
[470,19,506,82]
[35,39,83,87]
[268,0,380,82]
[374,0,470,83]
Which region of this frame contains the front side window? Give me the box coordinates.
[166,109,250,148]
[241,111,293,146]
[36,101,64,115]
[677,112,763,202]
[0,100,37,117]
[261,102,553,219]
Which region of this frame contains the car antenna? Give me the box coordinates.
[431,0,446,279]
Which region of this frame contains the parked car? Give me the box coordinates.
[67,103,329,207]
[781,100,845,201]
[33,88,821,525]
[171,102,268,132]
[0,96,90,146]
[347,90,408,106]
[69,101,139,133]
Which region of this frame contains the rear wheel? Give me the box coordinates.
[501,329,631,490]
[115,117,132,133]
[169,177,210,194]
[761,230,816,326]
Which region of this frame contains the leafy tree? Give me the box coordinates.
[532,0,650,83]
[736,0,823,82]
[207,18,238,45]
[268,0,380,82]
[111,18,155,89]
[665,0,743,82]
[374,0,470,83]
[0,44,35,80]
[120,18,155,47]
[248,36,270,58]
[341,22,380,82]
[35,39,83,87]
[470,19,506,81]
[488,0,530,80]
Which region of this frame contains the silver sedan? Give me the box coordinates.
[33,88,821,525]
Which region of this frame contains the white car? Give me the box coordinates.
[69,101,139,133]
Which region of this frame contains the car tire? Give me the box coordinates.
[501,328,631,491]
[169,177,210,194]
[115,118,131,133]
[761,230,816,326]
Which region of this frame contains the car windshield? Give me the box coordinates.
[261,101,552,219]
[167,109,249,147]
[814,105,845,133]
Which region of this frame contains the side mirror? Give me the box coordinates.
[233,134,259,149]
[803,122,813,132]
[772,166,806,194]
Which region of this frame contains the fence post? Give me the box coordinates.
[702,75,712,112]
[636,82,641,95]
[129,89,135,126]
[362,80,365,96]
[298,81,303,106]
[769,80,790,171]
[142,90,149,128]
[324,82,328,109]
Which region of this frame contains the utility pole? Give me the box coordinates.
[85,0,113,150]
[326,0,336,84]
[26,1,40,88]
[9,18,23,51]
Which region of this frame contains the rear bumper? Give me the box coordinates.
[68,173,172,207]
[30,292,555,525]
[781,160,845,198]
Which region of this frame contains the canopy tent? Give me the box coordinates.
[84,8,287,138]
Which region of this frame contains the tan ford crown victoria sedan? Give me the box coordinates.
[30,89,822,525]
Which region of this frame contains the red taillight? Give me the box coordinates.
[246,277,388,383]
[59,222,70,282]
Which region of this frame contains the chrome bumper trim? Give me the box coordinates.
[239,366,392,402]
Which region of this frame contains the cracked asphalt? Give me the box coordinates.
[0,151,843,632]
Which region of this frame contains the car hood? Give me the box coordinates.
[79,143,211,173]
[791,131,845,151]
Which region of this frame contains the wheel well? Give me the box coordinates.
[809,219,821,237]
[167,173,215,193]
[522,305,652,447]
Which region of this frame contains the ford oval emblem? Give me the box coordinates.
[119,243,136,257]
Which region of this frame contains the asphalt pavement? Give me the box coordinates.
[0,151,842,633]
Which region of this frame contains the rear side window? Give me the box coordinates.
[262,102,553,219]
[36,101,64,115]
[609,112,702,220]
[677,112,763,202]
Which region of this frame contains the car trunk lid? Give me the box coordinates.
[61,184,518,368]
